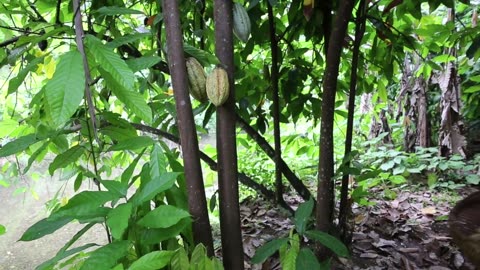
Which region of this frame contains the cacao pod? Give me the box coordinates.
[206,67,229,106]
[186,57,208,102]
[233,3,251,43]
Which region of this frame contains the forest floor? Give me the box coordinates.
[0,144,477,269]
[240,185,478,270]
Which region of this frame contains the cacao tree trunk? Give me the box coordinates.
[163,0,214,255]
[213,0,244,268]
[316,0,355,257]
[267,2,285,205]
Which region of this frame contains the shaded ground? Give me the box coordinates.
[0,172,107,270]
[240,186,478,270]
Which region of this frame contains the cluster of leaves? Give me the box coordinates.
[349,136,480,204]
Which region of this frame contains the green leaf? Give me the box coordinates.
[170,248,190,270]
[48,145,85,175]
[131,172,180,206]
[0,224,6,235]
[80,240,131,270]
[74,172,83,192]
[304,230,349,257]
[126,56,162,72]
[121,150,144,184]
[190,244,207,265]
[140,218,191,244]
[107,203,132,239]
[101,180,128,197]
[23,141,50,174]
[44,51,85,127]
[8,56,45,96]
[432,54,456,63]
[0,134,41,157]
[85,35,134,89]
[183,44,219,66]
[55,191,119,218]
[20,216,73,241]
[281,248,297,270]
[102,71,152,123]
[0,118,18,138]
[137,205,190,228]
[294,198,313,234]
[296,248,321,270]
[128,251,174,270]
[251,238,289,264]
[93,6,144,15]
[106,33,151,49]
[464,85,480,93]
[36,243,98,270]
[150,144,168,179]
[108,136,154,151]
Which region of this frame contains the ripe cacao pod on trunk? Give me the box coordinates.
[186,57,207,102]
[233,3,251,43]
[206,67,229,107]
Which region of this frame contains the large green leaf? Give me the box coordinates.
[20,216,73,241]
[80,240,131,270]
[55,191,119,218]
[183,44,219,66]
[251,238,289,264]
[93,6,144,15]
[0,224,6,235]
[36,243,98,270]
[137,205,190,228]
[126,56,162,72]
[102,71,152,123]
[44,51,85,127]
[0,134,41,157]
[296,248,321,270]
[84,35,134,89]
[8,56,45,96]
[304,230,349,257]
[294,198,313,234]
[150,144,168,179]
[107,136,154,151]
[170,248,190,270]
[128,251,174,270]
[131,172,180,206]
[140,218,191,244]
[48,145,85,175]
[0,118,17,138]
[106,203,132,239]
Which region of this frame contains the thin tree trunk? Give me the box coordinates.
[316,0,355,257]
[163,0,214,255]
[213,0,244,268]
[338,0,366,244]
[267,2,284,205]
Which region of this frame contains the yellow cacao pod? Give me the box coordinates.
[186,57,207,102]
[233,3,251,43]
[206,67,229,106]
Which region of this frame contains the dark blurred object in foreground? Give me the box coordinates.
[449,190,480,268]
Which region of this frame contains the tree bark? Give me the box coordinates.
[213,0,244,268]
[316,0,355,257]
[162,0,214,255]
[267,2,285,205]
[339,0,366,244]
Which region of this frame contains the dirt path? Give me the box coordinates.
[0,174,107,270]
